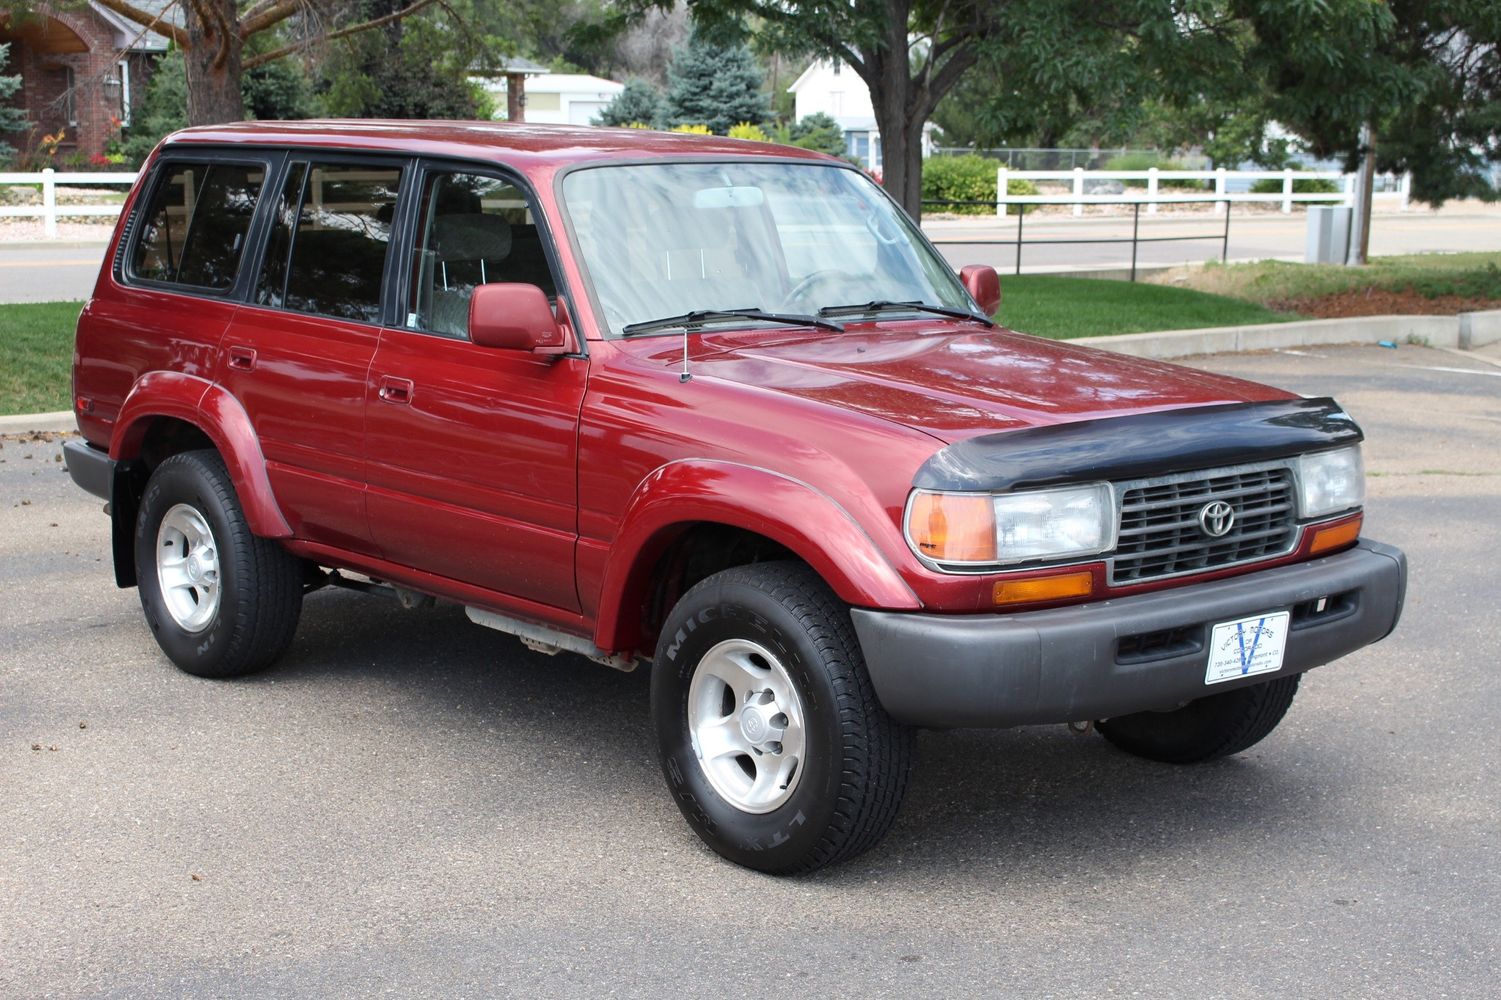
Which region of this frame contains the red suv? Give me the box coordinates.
[65,122,1406,873]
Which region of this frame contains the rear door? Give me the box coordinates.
[363,162,587,614]
[220,155,410,552]
[78,151,276,437]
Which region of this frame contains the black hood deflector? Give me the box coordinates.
[914,397,1363,492]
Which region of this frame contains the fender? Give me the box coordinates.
[111,371,292,538]
[592,460,920,652]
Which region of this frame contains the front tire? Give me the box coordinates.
[1097,674,1301,764]
[651,562,912,874]
[135,450,303,678]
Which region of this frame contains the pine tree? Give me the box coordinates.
[594,78,664,127]
[0,43,29,162]
[663,28,769,134]
[789,112,846,157]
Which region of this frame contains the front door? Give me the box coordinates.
[363,166,587,614]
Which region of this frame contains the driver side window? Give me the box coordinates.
[406,171,556,339]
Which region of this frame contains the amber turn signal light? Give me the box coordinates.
[908,492,998,563]
[1310,516,1362,555]
[993,570,1095,606]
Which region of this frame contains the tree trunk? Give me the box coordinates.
[183,1,245,125]
[1345,122,1376,266]
[863,1,926,221]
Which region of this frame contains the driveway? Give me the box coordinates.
[1,343,1497,998]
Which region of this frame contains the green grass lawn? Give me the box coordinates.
[1161,251,1501,307]
[1,301,81,416]
[997,275,1295,339]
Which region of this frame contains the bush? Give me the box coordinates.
[922,154,994,214]
[727,122,769,142]
[1249,175,1341,195]
[670,123,713,135]
[1102,152,1206,190]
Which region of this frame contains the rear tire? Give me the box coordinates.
[135,449,303,678]
[651,561,912,874]
[1097,674,1301,764]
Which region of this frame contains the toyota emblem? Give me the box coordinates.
[1198,500,1236,537]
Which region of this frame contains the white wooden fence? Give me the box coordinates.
[996,167,1413,217]
[0,168,139,237]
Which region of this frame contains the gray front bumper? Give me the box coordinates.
[851,540,1407,728]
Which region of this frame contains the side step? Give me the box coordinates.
[465,607,641,673]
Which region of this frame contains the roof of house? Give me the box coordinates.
[88,0,178,52]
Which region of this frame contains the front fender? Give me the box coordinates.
[111,371,292,538]
[592,460,919,652]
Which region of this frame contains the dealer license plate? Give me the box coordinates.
[1205,611,1290,685]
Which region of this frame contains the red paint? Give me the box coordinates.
[73,121,1350,655]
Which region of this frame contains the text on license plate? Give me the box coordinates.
[1205,611,1290,685]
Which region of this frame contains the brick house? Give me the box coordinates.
[0,3,175,165]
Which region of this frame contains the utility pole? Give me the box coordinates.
[1346,122,1375,266]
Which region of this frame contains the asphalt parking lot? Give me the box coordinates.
[2,342,1497,998]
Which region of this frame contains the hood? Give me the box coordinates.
[625,325,1296,443]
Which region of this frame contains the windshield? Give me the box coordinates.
[561,161,976,337]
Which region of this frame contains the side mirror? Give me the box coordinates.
[959,265,1001,318]
[469,283,569,354]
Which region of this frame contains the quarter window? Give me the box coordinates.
[406,171,556,338]
[130,162,266,290]
[257,162,403,323]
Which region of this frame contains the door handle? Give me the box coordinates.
[378,376,414,405]
[227,346,257,372]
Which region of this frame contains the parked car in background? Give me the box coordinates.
[65,122,1406,873]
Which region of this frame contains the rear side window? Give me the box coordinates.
[256,162,403,323]
[130,162,265,290]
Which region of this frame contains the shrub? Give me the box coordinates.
[1102,152,1206,190]
[1249,175,1341,195]
[922,154,995,215]
[727,122,770,142]
[670,123,714,135]
[922,155,1042,215]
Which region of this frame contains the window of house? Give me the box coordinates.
[130,162,266,290]
[256,162,403,323]
[63,66,76,126]
[405,171,555,339]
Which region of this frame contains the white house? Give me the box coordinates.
[787,59,936,171]
[479,72,626,126]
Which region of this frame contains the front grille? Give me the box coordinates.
[1112,467,1297,583]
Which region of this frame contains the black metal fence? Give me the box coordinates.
[922,198,1234,281]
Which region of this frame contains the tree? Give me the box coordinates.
[0,43,27,162]
[663,26,769,133]
[593,78,664,127]
[320,1,487,119]
[121,44,320,165]
[645,2,1006,219]
[88,0,445,124]
[785,111,844,157]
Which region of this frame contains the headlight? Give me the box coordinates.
[907,484,1114,567]
[1297,446,1364,517]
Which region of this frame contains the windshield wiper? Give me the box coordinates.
[817,300,994,326]
[621,308,844,337]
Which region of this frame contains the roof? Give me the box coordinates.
[88,0,177,51]
[164,120,838,171]
[523,73,624,95]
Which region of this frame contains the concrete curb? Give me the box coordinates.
[1075,308,1501,360]
[0,411,75,435]
[1,309,1498,435]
